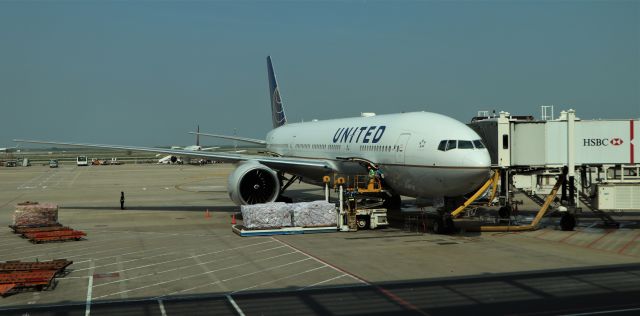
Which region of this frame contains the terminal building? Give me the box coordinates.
[469,107,639,214]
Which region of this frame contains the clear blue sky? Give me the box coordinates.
[1,1,638,147]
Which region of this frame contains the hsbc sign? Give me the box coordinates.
[583,138,624,147]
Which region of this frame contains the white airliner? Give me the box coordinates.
[170,126,220,152]
[159,125,220,164]
[15,56,491,206]
[0,146,19,153]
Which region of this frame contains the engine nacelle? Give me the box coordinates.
[228,161,280,205]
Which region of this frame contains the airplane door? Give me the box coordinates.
[395,133,411,164]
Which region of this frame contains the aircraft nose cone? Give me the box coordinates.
[465,149,491,168]
[461,149,492,190]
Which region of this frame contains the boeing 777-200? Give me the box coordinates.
[15,56,491,206]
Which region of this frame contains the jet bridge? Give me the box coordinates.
[469,108,640,226]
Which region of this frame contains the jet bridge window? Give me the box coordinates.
[473,140,485,149]
[458,140,474,149]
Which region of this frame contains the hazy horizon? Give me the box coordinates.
[1,1,638,148]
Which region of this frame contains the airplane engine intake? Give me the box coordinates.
[228,162,280,205]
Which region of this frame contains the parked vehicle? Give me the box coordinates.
[76,156,88,166]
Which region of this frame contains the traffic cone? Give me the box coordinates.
[231,213,236,225]
[205,209,211,218]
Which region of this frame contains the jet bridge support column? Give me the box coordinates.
[567,109,576,207]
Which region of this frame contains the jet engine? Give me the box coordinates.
[228,161,280,205]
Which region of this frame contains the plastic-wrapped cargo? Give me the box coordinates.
[292,201,337,227]
[241,202,292,229]
[13,202,59,227]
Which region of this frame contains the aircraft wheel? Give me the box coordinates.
[445,217,455,233]
[560,213,576,231]
[433,218,445,234]
[498,206,511,219]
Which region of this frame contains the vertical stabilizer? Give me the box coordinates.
[267,56,287,128]
[196,125,200,146]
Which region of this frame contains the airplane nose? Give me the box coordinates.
[465,149,491,168]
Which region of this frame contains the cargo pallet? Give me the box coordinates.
[8,223,62,233]
[232,225,337,237]
[0,259,73,277]
[23,230,86,243]
[0,270,57,296]
[13,226,70,234]
[0,259,72,296]
[9,224,86,243]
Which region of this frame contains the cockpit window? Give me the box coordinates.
[437,140,446,151]
[473,139,486,149]
[458,140,473,149]
[445,140,457,151]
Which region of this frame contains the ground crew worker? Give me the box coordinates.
[120,191,125,210]
[368,166,376,187]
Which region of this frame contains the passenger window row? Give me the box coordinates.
[294,144,341,150]
[437,139,486,151]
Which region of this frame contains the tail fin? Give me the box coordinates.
[267,56,287,128]
[196,125,200,146]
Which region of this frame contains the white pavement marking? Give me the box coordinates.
[6,232,168,260]
[59,276,90,280]
[232,265,327,294]
[6,230,183,260]
[299,274,349,291]
[85,260,95,316]
[271,237,366,284]
[94,245,287,288]
[65,245,153,260]
[116,255,128,299]
[158,299,168,316]
[69,168,83,187]
[73,249,177,272]
[9,243,139,262]
[98,240,274,276]
[192,250,230,293]
[96,248,294,287]
[226,295,245,316]
[160,257,312,298]
[83,229,234,238]
[17,171,50,189]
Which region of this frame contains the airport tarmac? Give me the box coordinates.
[0,163,639,315]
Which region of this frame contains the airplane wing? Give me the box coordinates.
[188,132,267,145]
[13,139,332,170]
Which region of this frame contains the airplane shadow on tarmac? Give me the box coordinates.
[1,263,639,316]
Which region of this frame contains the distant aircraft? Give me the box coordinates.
[170,126,220,152]
[15,56,491,207]
[160,125,220,163]
[0,146,19,153]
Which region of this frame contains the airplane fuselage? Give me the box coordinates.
[266,111,491,198]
